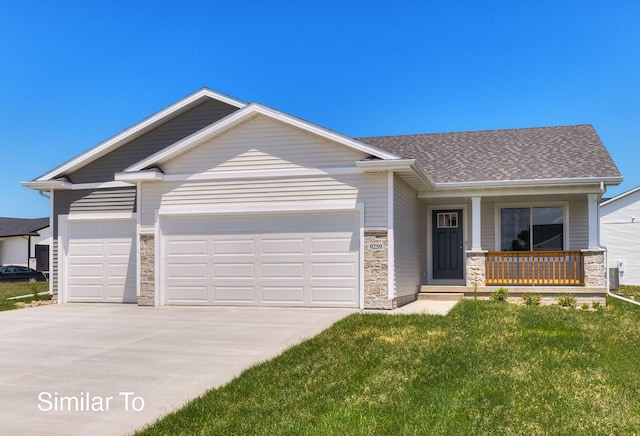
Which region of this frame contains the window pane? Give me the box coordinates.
[532,207,563,250]
[501,208,530,251]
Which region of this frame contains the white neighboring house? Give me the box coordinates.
[601,187,640,286]
[0,217,51,273]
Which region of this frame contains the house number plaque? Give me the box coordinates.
[368,243,385,251]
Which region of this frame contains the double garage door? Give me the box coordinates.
[162,211,360,307]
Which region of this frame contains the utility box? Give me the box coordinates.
[609,268,619,290]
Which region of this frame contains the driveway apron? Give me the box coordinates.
[0,304,355,435]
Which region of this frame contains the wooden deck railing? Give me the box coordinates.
[485,251,584,285]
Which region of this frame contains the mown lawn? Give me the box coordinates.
[138,287,640,435]
[0,282,50,311]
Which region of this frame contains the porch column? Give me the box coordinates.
[471,196,482,250]
[587,193,599,249]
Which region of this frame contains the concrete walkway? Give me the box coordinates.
[363,299,460,316]
[0,304,355,435]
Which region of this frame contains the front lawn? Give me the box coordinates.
[138,293,640,435]
[0,282,50,311]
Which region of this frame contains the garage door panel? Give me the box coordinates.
[261,238,304,254]
[68,285,103,300]
[214,239,255,255]
[69,263,104,279]
[166,239,208,256]
[166,286,208,303]
[163,211,359,307]
[262,263,304,279]
[68,242,104,257]
[214,287,255,302]
[214,263,254,278]
[167,262,208,279]
[262,287,304,303]
[311,287,357,303]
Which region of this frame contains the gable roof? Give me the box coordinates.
[600,186,640,207]
[121,102,399,173]
[0,217,49,238]
[35,88,246,182]
[358,124,622,184]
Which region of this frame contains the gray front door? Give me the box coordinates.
[432,209,463,279]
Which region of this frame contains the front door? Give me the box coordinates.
[432,209,463,279]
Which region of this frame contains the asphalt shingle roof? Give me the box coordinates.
[0,217,49,238]
[358,124,622,184]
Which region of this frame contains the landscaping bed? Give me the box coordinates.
[0,282,51,311]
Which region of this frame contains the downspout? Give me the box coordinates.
[599,181,640,307]
[38,190,50,200]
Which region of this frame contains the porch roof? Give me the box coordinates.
[358,124,622,185]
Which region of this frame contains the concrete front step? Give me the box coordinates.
[418,292,465,302]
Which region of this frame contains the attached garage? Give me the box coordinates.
[160,211,360,307]
[62,218,137,303]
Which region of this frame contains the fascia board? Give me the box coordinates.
[124,103,399,173]
[21,180,71,190]
[434,176,623,189]
[356,159,436,187]
[114,171,164,182]
[35,88,246,181]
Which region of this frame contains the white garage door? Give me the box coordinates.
[162,211,360,307]
[66,219,137,303]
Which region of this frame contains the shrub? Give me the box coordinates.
[557,293,577,308]
[490,287,510,302]
[581,303,590,310]
[522,293,541,306]
[592,301,603,311]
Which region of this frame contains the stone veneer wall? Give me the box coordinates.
[138,233,155,306]
[466,250,487,287]
[583,248,607,288]
[364,229,394,309]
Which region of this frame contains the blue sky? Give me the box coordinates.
[1,0,639,218]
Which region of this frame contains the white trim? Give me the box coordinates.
[115,171,163,182]
[22,180,72,190]
[36,89,246,181]
[49,190,54,297]
[434,177,622,189]
[136,182,142,298]
[387,173,395,301]
[66,212,136,221]
[471,196,482,250]
[494,201,569,251]
[419,183,606,199]
[587,194,599,249]
[125,103,399,173]
[58,215,68,304]
[426,203,468,285]
[357,202,365,310]
[154,209,161,307]
[158,202,359,216]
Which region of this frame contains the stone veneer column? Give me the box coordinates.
[582,248,606,288]
[466,250,487,287]
[364,229,393,309]
[138,233,155,306]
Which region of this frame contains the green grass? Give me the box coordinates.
[137,295,640,435]
[0,282,50,311]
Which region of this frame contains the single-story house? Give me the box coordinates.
[600,186,640,286]
[0,217,50,273]
[23,88,622,307]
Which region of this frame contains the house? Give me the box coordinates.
[600,187,640,286]
[22,88,622,307]
[0,217,51,273]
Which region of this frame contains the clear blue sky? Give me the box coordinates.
[1,1,638,218]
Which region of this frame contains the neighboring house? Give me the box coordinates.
[600,187,640,286]
[0,217,51,273]
[23,88,622,307]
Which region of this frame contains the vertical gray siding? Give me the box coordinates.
[69,100,239,183]
[481,202,495,250]
[394,176,426,298]
[568,199,588,249]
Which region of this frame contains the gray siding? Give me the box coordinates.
[69,100,239,183]
[568,199,588,249]
[481,202,495,250]
[394,176,426,298]
[53,188,137,237]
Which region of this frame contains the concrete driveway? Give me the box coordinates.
[0,304,355,435]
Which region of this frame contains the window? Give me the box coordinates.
[437,212,458,228]
[500,207,563,251]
